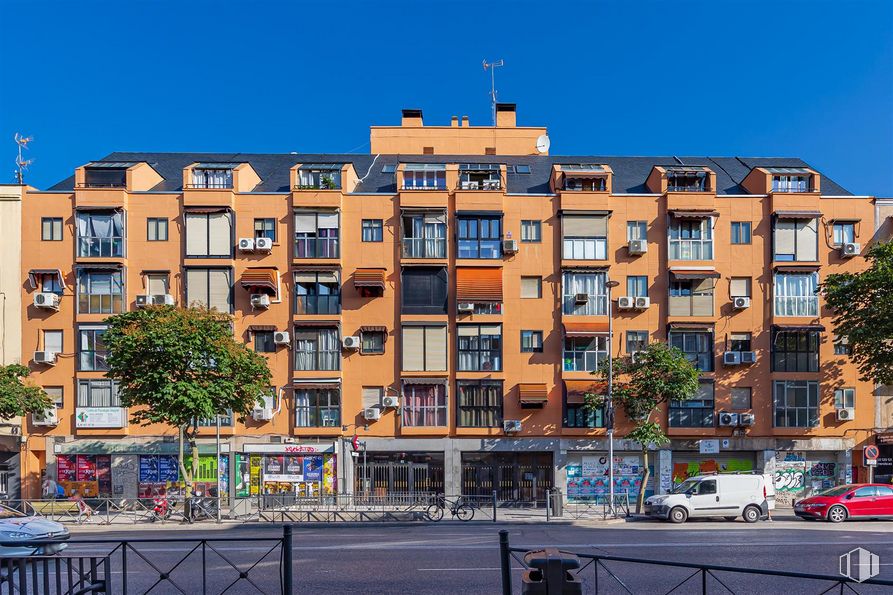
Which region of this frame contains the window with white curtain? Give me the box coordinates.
[294,388,341,427]
[43,330,63,355]
[190,168,233,189]
[774,272,818,317]
[185,268,232,312]
[294,211,339,258]
[401,211,447,258]
[562,271,607,315]
[293,327,340,371]
[773,218,817,261]
[562,214,608,260]
[185,211,232,257]
[457,325,502,371]
[668,218,713,260]
[77,210,125,257]
[77,269,125,314]
[77,379,121,408]
[402,164,446,190]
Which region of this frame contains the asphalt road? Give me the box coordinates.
[62,517,893,594]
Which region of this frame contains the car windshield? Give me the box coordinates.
[0,505,26,519]
[672,479,700,494]
[816,485,853,497]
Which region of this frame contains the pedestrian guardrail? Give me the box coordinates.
[547,491,631,521]
[0,555,110,594]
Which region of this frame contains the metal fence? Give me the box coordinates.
[0,555,110,594]
[547,491,631,521]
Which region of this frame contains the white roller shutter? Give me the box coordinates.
[185,214,209,256]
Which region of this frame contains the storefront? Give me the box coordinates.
[240,443,337,498]
[564,452,654,503]
[461,452,553,503]
[770,450,842,504]
[670,452,757,486]
[356,451,444,496]
[874,434,893,485]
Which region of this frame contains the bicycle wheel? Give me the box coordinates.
[425,504,444,522]
[454,504,474,522]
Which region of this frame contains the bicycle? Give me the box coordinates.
[424,494,475,522]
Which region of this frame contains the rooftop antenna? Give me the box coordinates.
[14,133,33,184]
[482,59,504,126]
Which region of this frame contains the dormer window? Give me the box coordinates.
[403,164,446,190]
[84,163,131,188]
[459,164,501,190]
[562,164,607,192]
[768,168,811,193]
[298,164,343,190]
[666,167,708,192]
[190,164,235,189]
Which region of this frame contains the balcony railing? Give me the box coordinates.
[668,239,713,260]
[294,238,339,259]
[78,183,126,189]
[562,350,607,373]
[78,237,124,258]
[775,296,819,317]
[772,182,810,193]
[294,295,341,315]
[402,238,447,259]
[185,182,233,189]
[667,184,707,192]
[459,180,501,190]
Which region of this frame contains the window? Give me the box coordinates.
[78,326,108,371]
[382,164,396,174]
[401,211,446,258]
[731,222,751,244]
[362,219,383,242]
[77,269,124,314]
[669,381,714,427]
[773,380,819,427]
[402,325,447,372]
[668,279,714,317]
[42,218,63,241]
[626,331,648,354]
[254,331,276,353]
[77,379,121,408]
[44,387,63,410]
[627,276,648,298]
[196,409,234,427]
[457,215,502,259]
[254,218,276,241]
[773,218,818,262]
[563,336,608,372]
[402,164,446,190]
[362,387,383,409]
[521,330,543,353]
[76,210,124,257]
[833,336,852,356]
[834,387,855,409]
[853,486,876,498]
[564,176,606,192]
[294,211,339,259]
[185,268,232,313]
[831,222,855,247]
[513,164,531,174]
[294,270,340,315]
[295,387,340,427]
[562,271,607,315]
[669,218,713,260]
[565,389,604,428]
[772,329,820,372]
[84,167,126,188]
[190,167,233,189]
[185,210,232,258]
[627,221,647,241]
[562,214,608,260]
[457,380,502,428]
[361,330,385,354]
[521,276,542,299]
[694,480,717,495]
[402,382,447,426]
[472,303,502,315]
[40,273,64,295]
[147,218,168,241]
[731,387,752,410]
[666,170,708,192]
[774,272,818,317]
[293,327,340,371]
[401,267,447,314]
[729,333,752,352]
[146,273,169,296]
[297,166,342,190]
[43,330,62,356]
[772,175,809,193]
[521,220,541,242]
[730,277,751,298]
[668,331,714,371]
[459,164,501,190]
[457,325,502,371]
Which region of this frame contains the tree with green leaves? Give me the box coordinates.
[0,364,52,420]
[585,341,701,512]
[102,306,272,495]
[822,241,893,385]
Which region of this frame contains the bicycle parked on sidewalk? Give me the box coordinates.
[424,494,474,522]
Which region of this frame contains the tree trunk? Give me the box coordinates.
[177,426,194,522]
[636,447,650,514]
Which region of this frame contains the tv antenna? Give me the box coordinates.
[14,133,33,184]
[482,59,504,126]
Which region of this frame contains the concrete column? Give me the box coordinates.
[657,449,673,494]
[554,445,569,496]
[758,449,776,476]
[443,440,461,496]
[838,449,853,485]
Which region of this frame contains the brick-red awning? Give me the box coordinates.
[456,267,503,302]
[563,321,609,336]
[240,268,278,295]
[354,268,386,289]
[518,383,548,404]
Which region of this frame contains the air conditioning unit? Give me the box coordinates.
[740,351,756,364]
[364,406,382,421]
[250,294,271,309]
[33,351,57,365]
[840,242,860,258]
[238,238,255,252]
[151,294,175,306]
[617,296,634,310]
[273,331,291,345]
[503,420,522,433]
[254,237,273,252]
[723,351,742,366]
[252,403,274,422]
[837,407,855,421]
[739,413,755,427]
[382,396,399,409]
[718,412,739,427]
[457,302,475,313]
[634,296,650,310]
[502,239,518,254]
[32,408,59,426]
[628,239,648,255]
[33,293,60,310]
[574,293,589,304]
[733,297,751,309]
[135,295,150,308]
[342,336,361,350]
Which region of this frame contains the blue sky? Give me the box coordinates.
[1,0,891,195]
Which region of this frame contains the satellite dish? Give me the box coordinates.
[535,134,551,154]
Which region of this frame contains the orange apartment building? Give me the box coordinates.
[13,104,893,503]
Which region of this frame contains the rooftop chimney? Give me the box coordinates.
[401,109,424,127]
[450,116,459,127]
[495,103,516,128]
[461,115,469,127]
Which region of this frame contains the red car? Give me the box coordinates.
[794,484,893,522]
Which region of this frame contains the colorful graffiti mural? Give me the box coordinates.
[671,459,754,484]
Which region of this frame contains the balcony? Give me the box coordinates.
[294,237,339,260]
[294,295,340,316]
[77,237,124,259]
[402,238,447,259]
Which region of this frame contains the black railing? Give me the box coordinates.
[0,555,110,594]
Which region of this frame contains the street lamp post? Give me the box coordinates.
[605,279,620,518]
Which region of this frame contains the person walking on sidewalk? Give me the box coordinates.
[69,490,93,524]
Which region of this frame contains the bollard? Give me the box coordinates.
[282,524,293,593]
[521,548,582,595]
[499,529,512,595]
[551,489,563,518]
[546,490,551,522]
[492,490,498,523]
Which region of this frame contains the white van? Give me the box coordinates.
[644,473,776,523]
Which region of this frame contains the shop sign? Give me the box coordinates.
[262,455,324,482]
[75,407,125,428]
[876,434,893,446]
[699,439,720,454]
[244,443,335,454]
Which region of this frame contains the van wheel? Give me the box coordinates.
[742,506,761,523]
[669,507,688,524]
[827,505,847,523]
[723,516,737,521]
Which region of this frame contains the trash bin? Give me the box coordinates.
[521,548,582,595]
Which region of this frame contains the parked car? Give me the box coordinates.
[794,484,893,523]
[0,504,69,557]
[644,473,775,523]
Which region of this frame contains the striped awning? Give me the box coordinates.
[668,322,714,330]
[456,267,503,302]
[565,381,607,404]
[773,324,826,332]
[670,269,720,280]
[240,268,278,295]
[669,209,719,219]
[519,383,548,404]
[774,210,821,219]
[563,321,609,336]
[359,325,387,333]
[402,377,448,385]
[27,268,64,290]
[774,265,819,273]
[354,268,386,289]
[292,379,340,389]
[293,320,340,327]
[247,325,277,332]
